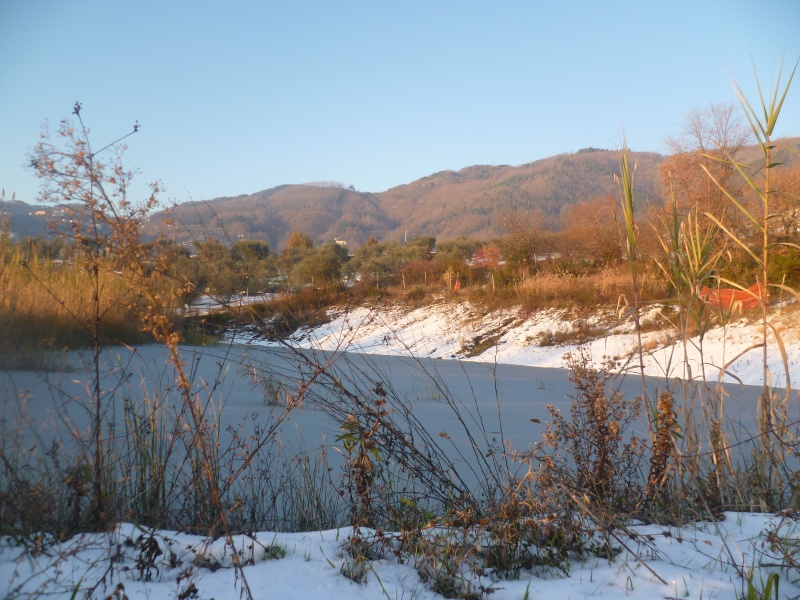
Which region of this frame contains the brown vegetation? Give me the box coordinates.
[128,149,666,250]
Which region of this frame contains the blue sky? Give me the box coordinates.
[1,0,799,205]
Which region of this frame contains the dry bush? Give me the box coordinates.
[247,286,353,339]
[540,349,645,509]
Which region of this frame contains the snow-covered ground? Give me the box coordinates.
[186,293,279,315]
[2,514,798,599]
[252,300,800,389]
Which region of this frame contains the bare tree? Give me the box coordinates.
[660,102,753,237]
[667,102,751,155]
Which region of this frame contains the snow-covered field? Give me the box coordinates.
[3,301,799,599]
[259,300,800,388]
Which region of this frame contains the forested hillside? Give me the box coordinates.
[147,148,666,248]
[9,139,799,250]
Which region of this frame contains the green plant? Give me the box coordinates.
[264,544,287,560]
[617,139,647,403]
[741,571,779,600]
[337,391,387,529]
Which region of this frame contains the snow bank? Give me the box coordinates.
[245,300,800,388]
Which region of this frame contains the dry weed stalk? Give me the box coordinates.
[645,391,678,503]
[22,103,304,599]
[540,348,644,509]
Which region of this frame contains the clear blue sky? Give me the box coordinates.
[2,0,799,205]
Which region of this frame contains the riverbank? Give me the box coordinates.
[239,299,800,388]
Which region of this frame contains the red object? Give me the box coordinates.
[699,282,767,311]
[454,280,462,292]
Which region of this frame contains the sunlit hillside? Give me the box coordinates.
[146,148,666,249]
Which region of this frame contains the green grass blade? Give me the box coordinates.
[766,58,798,135]
[616,138,637,260]
[700,165,764,230]
[732,78,768,146]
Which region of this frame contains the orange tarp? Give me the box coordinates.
[698,282,767,311]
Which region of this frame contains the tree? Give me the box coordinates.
[660,102,752,236]
[770,162,800,243]
[290,243,347,288]
[408,235,436,253]
[231,239,272,293]
[498,209,548,279]
[196,240,241,299]
[286,231,314,251]
[436,236,482,260]
[233,239,270,261]
[557,196,623,267]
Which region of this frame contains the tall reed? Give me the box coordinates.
[702,59,798,506]
[652,195,734,504]
[0,246,171,356]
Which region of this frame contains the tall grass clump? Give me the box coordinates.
[516,266,666,309]
[0,243,179,355]
[700,59,798,507]
[652,197,735,508]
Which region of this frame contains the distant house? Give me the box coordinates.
[334,238,347,248]
[468,246,504,268]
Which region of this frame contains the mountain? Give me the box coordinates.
[152,183,396,250]
[151,148,666,249]
[8,138,800,249]
[0,200,70,240]
[377,149,665,240]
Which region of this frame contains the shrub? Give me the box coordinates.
[540,348,644,510]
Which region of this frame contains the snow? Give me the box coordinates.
[2,515,798,598]
[244,300,800,389]
[3,300,799,598]
[186,293,279,315]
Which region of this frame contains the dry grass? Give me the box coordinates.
[516,267,668,308]
[0,252,156,356]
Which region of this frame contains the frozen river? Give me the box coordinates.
[2,342,765,473]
